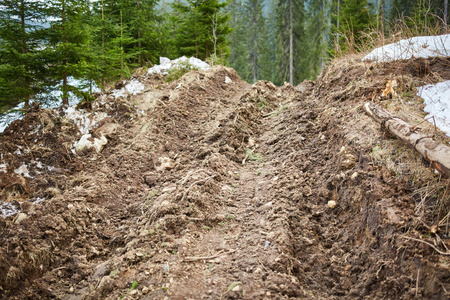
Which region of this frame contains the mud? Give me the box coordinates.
[0,58,449,299]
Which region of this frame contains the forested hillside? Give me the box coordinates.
[1,0,449,114]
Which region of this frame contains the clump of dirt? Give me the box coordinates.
[0,57,449,299]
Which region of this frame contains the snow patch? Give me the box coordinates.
[0,163,7,173]
[14,164,32,178]
[64,106,108,135]
[0,77,100,133]
[112,79,146,98]
[148,56,210,75]
[417,80,450,137]
[363,34,450,62]
[74,134,108,153]
[0,202,20,218]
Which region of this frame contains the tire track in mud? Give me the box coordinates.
[2,61,450,299]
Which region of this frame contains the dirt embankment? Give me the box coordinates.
[0,57,450,299]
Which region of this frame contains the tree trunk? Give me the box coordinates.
[445,0,448,33]
[288,0,293,86]
[121,10,124,72]
[336,0,340,53]
[137,0,142,67]
[364,102,450,178]
[101,0,105,88]
[20,0,30,109]
[62,0,68,106]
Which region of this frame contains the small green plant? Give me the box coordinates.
[110,269,119,278]
[270,104,289,117]
[130,280,138,291]
[202,225,211,231]
[164,62,199,82]
[225,214,235,220]
[147,190,159,200]
[245,148,263,162]
[218,221,225,226]
[257,98,268,109]
[371,144,381,156]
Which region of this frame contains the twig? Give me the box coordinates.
[176,169,207,186]
[22,139,34,161]
[180,175,215,202]
[401,236,450,256]
[416,268,420,298]
[184,249,236,262]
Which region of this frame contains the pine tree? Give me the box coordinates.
[243,0,272,83]
[275,0,306,86]
[304,0,330,80]
[0,0,49,109]
[227,0,249,79]
[46,0,92,106]
[172,0,232,60]
[335,0,375,53]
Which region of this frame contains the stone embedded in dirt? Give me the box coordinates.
[327,200,337,209]
[155,157,175,171]
[225,76,232,84]
[14,212,27,224]
[74,134,107,154]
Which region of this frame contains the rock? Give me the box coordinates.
[327,200,337,209]
[74,134,107,154]
[15,213,28,224]
[129,289,138,295]
[142,286,149,294]
[155,157,175,171]
[225,76,232,84]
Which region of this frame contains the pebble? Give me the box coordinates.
[129,289,138,295]
[142,286,149,294]
[327,200,337,209]
[15,213,28,224]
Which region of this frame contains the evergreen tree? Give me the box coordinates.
[227,0,248,79]
[46,0,92,105]
[275,0,306,85]
[0,0,49,109]
[334,0,375,53]
[172,0,232,60]
[243,0,272,83]
[304,0,330,80]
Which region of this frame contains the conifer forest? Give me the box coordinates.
[1,0,449,111]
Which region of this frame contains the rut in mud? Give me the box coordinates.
[1,58,450,299]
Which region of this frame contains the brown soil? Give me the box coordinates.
[0,58,449,300]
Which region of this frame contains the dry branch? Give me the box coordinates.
[184,249,236,262]
[364,102,450,178]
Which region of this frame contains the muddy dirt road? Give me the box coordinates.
[1,58,450,299]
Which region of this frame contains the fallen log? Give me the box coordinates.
[364,102,450,178]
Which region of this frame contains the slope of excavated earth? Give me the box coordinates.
[1,58,450,299]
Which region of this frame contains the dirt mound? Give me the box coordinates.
[0,58,449,299]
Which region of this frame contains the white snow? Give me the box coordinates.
[14,164,32,178]
[365,34,450,137]
[74,133,107,153]
[64,106,108,135]
[0,77,100,133]
[112,79,146,98]
[0,202,20,218]
[417,80,450,137]
[148,56,210,75]
[363,34,450,62]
